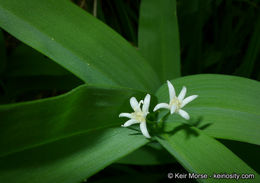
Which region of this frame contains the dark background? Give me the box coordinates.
[0,0,259,182]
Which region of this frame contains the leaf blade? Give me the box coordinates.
[0,0,159,91]
[0,84,145,157]
[138,0,181,82]
[155,74,260,145]
[0,127,148,183]
[156,122,259,183]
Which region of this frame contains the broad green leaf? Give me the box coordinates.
[156,122,259,183]
[0,127,148,183]
[0,0,159,92]
[117,142,175,165]
[139,0,181,82]
[156,74,260,145]
[220,139,260,173]
[0,84,145,157]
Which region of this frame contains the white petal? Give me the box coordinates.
[153,103,169,111]
[139,100,144,105]
[119,113,132,118]
[181,95,198,108]
[170,105,176,114]
[122,119,138,127]
[178,109,190,120]
[178,86,187,101]
[167,80,176,101]
[130,97,140,111]
[142,94,151,113]
[140,122,151,138]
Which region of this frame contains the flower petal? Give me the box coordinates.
[142,94,151,113]
[122,119,138,127]
[130,97,140,111]
[153,103,169,111]
[178,86,187,101]
[119,113,132,118]
[140,122,151,138]
[170,105,176,114]
[167,80,176,101]
[178,109,190,120]
[181,95,198,108]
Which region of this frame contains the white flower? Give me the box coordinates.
[119,94,151,138]
[153,80,198,120]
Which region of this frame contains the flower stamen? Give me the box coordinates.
[153,80,198,120]
[119,94,151,138]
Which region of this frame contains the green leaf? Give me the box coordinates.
[156,122,259,183]
[138,0,181,82]
[156,74,260,145]
[117,142,175,165]
[220,139,260,173]
[0,0,159,92]
[0,127,148,183]
[0,84,145,157]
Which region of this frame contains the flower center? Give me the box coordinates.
[132,111,145,123]
[170,97,181,111]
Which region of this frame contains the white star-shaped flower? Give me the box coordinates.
[119,94,151,138]
[153,80,198,120]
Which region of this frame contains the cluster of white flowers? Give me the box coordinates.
[119,80,198,138]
